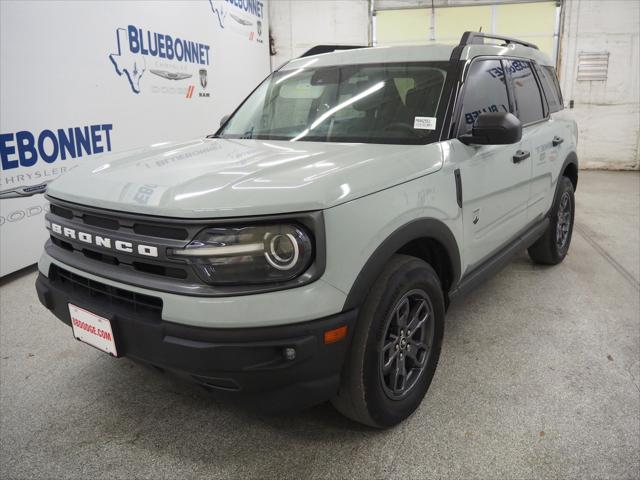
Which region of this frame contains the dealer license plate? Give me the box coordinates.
[68,304,118,356]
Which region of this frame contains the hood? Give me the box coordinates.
[47,138,443,218]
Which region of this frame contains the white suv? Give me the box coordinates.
[36,32,577,427]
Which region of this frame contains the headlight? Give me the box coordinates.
[169,224,313,285]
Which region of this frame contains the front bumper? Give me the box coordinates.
[36,267,357,412]
[38,250,347,328]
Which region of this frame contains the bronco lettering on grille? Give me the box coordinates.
[46,221,159,258]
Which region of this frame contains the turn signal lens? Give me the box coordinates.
[324,325,347,344]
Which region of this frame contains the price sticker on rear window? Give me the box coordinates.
[413,116,437,130]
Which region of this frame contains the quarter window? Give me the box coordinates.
[537,64,563,113]
[458,59,511,135]
[505,60,545,124]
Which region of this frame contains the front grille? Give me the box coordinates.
[46,198,200,283]
[45,196,324,297]
[48,199,193,240]
[50,265,163,320]
[50,204,73,219]
[83,214,120,230]
[50,236,74,252]
[131,261,188,279]
[134,223,189,240]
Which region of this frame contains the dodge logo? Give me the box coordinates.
[47,221,159,257]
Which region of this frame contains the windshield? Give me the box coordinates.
[218,62,448,144]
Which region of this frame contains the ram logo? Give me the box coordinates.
[199,69,208,89]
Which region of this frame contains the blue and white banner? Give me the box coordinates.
[0,0,270,275]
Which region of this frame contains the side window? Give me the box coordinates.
[505,60,545,124]
[458,59,511,135]
[537,64,563,113]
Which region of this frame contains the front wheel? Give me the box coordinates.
[528,176,575,265]
[331,255,445,428]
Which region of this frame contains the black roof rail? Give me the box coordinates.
[459,31,539,50]
[300,45,368,58]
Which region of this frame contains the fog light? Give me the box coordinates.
[283,347,296,361]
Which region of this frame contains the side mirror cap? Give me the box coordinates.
[458,112,522,146]
[219,114,230,127]
[458,133,484,146]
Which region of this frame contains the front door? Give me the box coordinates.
[454,58,532,272]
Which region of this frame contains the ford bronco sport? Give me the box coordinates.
[36,32,578,427]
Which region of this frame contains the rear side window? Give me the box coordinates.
[458,59,511,135]
[537,64,563,113]
[505,60,545,124]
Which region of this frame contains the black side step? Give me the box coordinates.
[448,217,549,300]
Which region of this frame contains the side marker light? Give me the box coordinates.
[324,325,347,344]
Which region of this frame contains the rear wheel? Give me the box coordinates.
[528,176,575,265]
[331,255,445,428]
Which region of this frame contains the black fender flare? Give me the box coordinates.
[562,151,578,187]
[342,218,461,311]
[551,151,579,209]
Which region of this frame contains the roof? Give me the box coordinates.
[281,44,456,70]
[460,42,554,66]
[281,36,553,71]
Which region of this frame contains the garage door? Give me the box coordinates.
[375,1,559,62]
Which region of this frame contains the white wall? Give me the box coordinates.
[268,0,370,68]
[0,0,271,276]
[558,0,639,170]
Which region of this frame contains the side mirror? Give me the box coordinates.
[219,114,230,127]
[458,112,522,145]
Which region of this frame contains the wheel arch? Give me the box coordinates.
[342,218,461,311]
[547,152,579,214]
[562,151,579,192]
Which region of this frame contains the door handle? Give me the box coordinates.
[552,136,564,147]
[513,150,530,163]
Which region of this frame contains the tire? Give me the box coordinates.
[528,176,575,265]
[331,255,445,428]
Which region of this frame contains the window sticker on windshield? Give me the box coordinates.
[414,116,437,130]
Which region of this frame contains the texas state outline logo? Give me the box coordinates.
[109,24,211,97]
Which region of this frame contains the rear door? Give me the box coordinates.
[455,58,532,271]
[529,63,570,219]
[504,59,558,223]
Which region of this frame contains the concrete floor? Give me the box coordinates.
[1,171,638,479]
